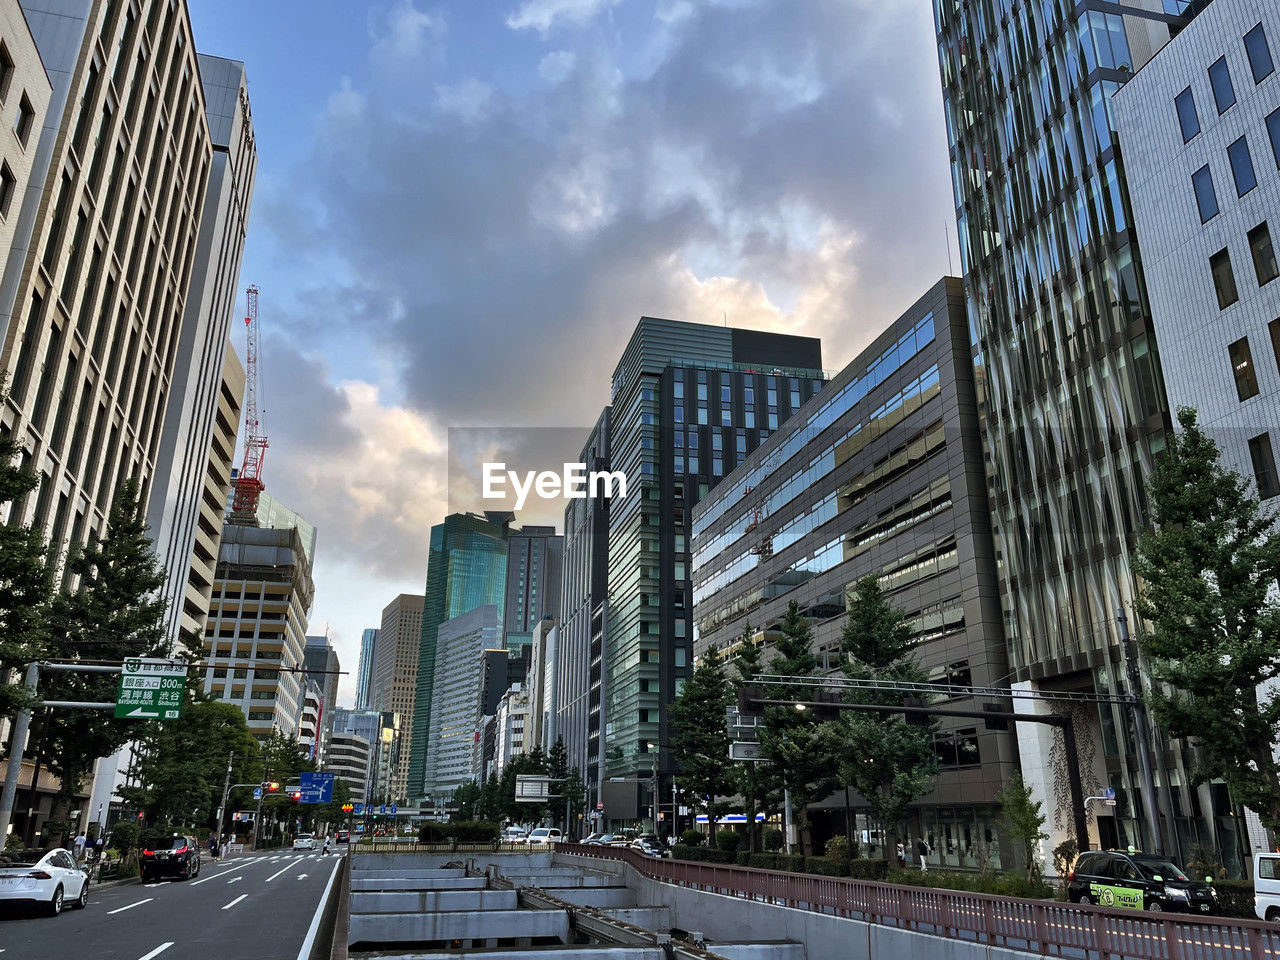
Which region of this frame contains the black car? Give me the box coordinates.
[336,830,350,844]
[140,835,201,882]
[1067,850,1217,914]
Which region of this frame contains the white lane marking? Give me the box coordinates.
[107,897,154,915]
[191,858,266,885]
[297,873,308,879]
[264,857,304,882]
[136,944,173,960]
[296,858,342,960]
[227,876,243,883]
[221,894,247,910]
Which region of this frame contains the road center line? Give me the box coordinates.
[296,858,343,960]
[221,894,247,910]
[136,944,173,960]
[107,897,153,915]
[264,857,303,882]
[192,864,254,885]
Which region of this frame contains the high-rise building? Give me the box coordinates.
[557,407,610,799]
[372,593,423,802]
[408,511,513,798]
[525,616,559,752]
[502,525,563,650]
[492,683,530,776]
[325,732,371,804]
[147,53,255,654]
[333,707,399,806]
[1115,1,1280,498]
[298,679,322,761]
[934,0,1221,852]
[604,318,825,786]
[693,279,1019,862]
[201,495,316,743]
[0,0,214,569]
[304,635,340,745]
[422,604,502,802]
[355,627,379,710]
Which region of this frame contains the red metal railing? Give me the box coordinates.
[558,843,1280,960]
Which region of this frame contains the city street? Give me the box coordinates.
[0,850,341,960]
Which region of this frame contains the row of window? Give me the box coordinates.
[1190,118,1278,223]
[1210,220,1278,310]
[1176,22,1274,143]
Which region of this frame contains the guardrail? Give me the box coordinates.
[559,842,1280,960]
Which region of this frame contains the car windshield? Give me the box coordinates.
[296,834,313,840]
[0,849,50,867]
[148,837,186,850]
[530,830,549,837]
[1135,858,1189,881]
[599,835,613,842]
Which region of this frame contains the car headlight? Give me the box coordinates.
[1164,886,1189,901]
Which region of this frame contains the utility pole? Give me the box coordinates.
[1118,608,1165,856]
[0,664,40,841]
[215,752,233,847]
[650,749,658,833]
[783,786,794,855]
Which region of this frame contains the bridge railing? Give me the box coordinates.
[558,842,1280,960]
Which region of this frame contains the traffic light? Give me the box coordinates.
[737,684,764,716]
[266,781,280,792]
[291,790,302,801]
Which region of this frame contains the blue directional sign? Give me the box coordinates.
[389,804,397,815]
[252,787,263,800]
[299,771,334,804]
[354,803,364,815]
[379,804,386,815]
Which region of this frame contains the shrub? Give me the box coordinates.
[681,829,705,847]
[448,821,500,843]
[672,844,736,864]
[418,822,446,844]
[804,856,848,876]
[825,835,853,864]
[109,822,139,861]
[1211,880,1254,918]
[888,868,1052,899]
[717,830,742,852]
[847,859,891,881]
[736,850,751,867]
[747,852,806,872]
[764,828,784,852]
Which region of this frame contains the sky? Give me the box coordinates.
[185,0,959,709]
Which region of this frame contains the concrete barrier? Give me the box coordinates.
[351,889,517,913]
[350,875,488,891]
[542,886,637,908]
[348,907,569,945]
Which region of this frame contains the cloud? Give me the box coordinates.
[506,0,619,34]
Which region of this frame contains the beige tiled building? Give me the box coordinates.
[373,594,424,803]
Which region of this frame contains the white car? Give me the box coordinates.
[292,834,316,851]
[503,827,528,843]
[527,828,562,846]
[0,848,89,915]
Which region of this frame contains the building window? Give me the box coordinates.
[1211,247,1239,308]
[0,162,14,219]
[0,43,12,103]
[1249,432,1280,499]
[13,93,33,146]
[1269,318,1280,376]
[1192,165,1218,221]
[1245,23,1275,84]
[1228,137,1257,196]
[1209,57,1236,114]
[1175,86,1200,142]
[1229,337,1259,400]
[1269,107,1280,169]
[1249,222,1279,286]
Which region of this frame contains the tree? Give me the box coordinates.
[452,781,481,821]
[837,575,938,861]
[0,384,54,719]
[729,621,777,852]
[998,773,1048,880]
[42,479,168,798]
[757,601,841,855]
[561,767,587,838]
[670,644,735,830]
[1133,407,1280,835]
[478,772,502,822]
[547,737,569,783]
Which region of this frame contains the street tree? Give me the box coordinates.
[998,773,1049,880]
[1133,406,1280,834]
[42,480,167,800]
[0,384,54,719]
[670,643,735,830]
[561,767,587,838]
[452,782,482,821]
[730,621,777,851]
[837,575,938,861]
[757,601,841,854]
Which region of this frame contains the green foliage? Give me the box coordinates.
[672,844,738,864]
[887,868,1052,899]
[0,383,53,719]
[43,480,168,796]
[452,781,482,821]
[680,828,705,847]
[417,820,499,844]
[847,859,891,881]
[561,767,587,835]
[1211,879,1255,918]
[109,822,140,862]
[758,602,841,854]
[717,829,742,852]
[547,737,569,782]
[746,852,807,872]
[728,621,776,851]
[837,576,938,859]
[824,834,854,864]
[998,774,1048,881]
[5,832,25,852]
[764,828,784,851]
[418,822,446,843]
[1133,407,1280,834]
[1053,838,1079,898]
[1186,842,1227,882]
[670,644,735,824]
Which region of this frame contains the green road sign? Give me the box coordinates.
[115,658,187,720]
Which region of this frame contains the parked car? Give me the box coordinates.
[336,830,350,844]
[631,836,668,858]
[1255,852,1280,920]
[140,835,201,883]
[1067,849,1217,914]
[583,833,613,846]
[580,833,605,845]
[503,827,528,843]
[608,832,636,847]
[292,833,316,851]
[527,828,562,846]
[0,848,89,915]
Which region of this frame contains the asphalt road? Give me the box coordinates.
[0,849,342,960]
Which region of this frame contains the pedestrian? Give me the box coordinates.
[208,834,218,860]
[917,837,930,872]
[73,832,87,862]
[896,841,905,867]
[322,835,332,855]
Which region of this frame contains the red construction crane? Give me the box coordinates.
[231,285,268,517]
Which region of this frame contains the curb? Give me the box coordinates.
[91,876,139,891]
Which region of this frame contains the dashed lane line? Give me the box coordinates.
[136,944,173,960]
[107,897,153,915]
[221,894,248,910]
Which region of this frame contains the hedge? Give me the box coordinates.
[747,852,807,872]
[847,859,891,881]
[672,844,738,864]
[417,821,501,844]
[1211,880,1254,918]
[888,868,1052,899]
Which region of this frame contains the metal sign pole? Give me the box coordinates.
[0,663,40,840]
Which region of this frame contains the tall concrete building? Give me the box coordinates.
[525,616,559,752]
[934,0,1226,854]
[372,593,423,803]
[557,407,610,802]
[408,511,513,799]
[0,0,213,570]
[502,525,563,650]
[201,494,316,743]
[147,53,256,653]
[604,318,825,786]
[693,279,1019,863]
[422,604,501,803]
[355,627,379,710]
[325,732,371,804]
[303,634,340,744]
